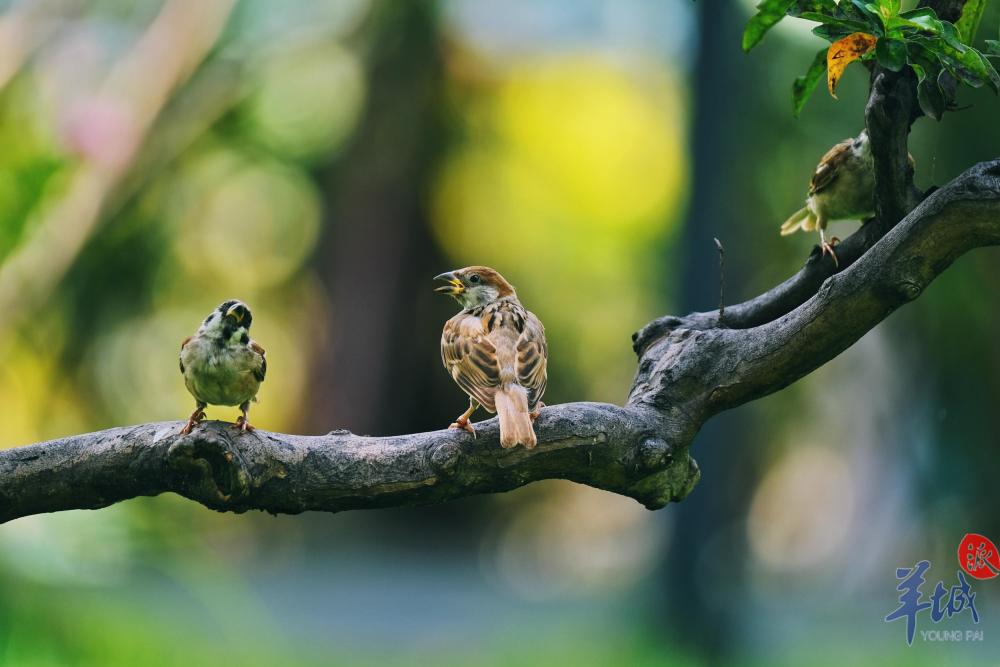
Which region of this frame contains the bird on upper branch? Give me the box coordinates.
[435,266,547,449]
[780,130,914,267]
[178,299,267,435]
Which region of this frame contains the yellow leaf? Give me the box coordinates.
[827,32,877,98]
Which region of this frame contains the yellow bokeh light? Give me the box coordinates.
[432,53,687,401]
[496,55,684,232]
[0,340,89,448]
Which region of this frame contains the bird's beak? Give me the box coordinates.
[225,304,244,323]
[434,272,464,295]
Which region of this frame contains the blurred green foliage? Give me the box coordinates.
[1,0,1000,665]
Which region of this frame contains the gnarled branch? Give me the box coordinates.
[2,159,998,523]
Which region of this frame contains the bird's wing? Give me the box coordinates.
[809,137,853,195]
[441,313,500,411]
[517,310,548,409]
[249,340,267,382]
[179,336,192,374]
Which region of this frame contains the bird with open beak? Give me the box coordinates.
[435,267,547,448]
[178,299,267,435]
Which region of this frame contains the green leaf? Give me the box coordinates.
[906,41,938,70]
[917,72,946,119]
[932,40,996,90]
[812,23,858,41]
[899,7,939,18]
[938,68,958,100]
[940,54,984,87]
[975,49,1000,92]
[876,36,907,70]
[800,12,870,32]
[955,0,988,45]
[792,48,829,116]
[743,0,797,52]
[986,40,1000,55]
[940,21,967,51]
[795,0,838,11]
[840,3,869,22]
[852,0,885,33]
[892,8,943,34]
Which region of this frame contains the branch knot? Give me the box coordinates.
[167,426,251,506]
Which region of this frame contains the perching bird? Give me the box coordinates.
[178,299,267,435]
[435,266,547,449]
[780,130,912,267]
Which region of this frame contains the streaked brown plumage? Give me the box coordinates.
[435,266,547,448]
[781,130,873,266]
[781,130,917,267]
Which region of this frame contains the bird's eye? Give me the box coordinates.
[469,274,481,284]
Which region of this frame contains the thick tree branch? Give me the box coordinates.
[633,160,1000,418]
[865,68,919,230]
[0,404,700,523]
[2,160,998,523]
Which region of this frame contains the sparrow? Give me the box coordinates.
[435,266,547,449]
[780,130,913,267]
[178,299,267,435]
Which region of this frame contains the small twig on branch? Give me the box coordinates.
[714,237,725,320]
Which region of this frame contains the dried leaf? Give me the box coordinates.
[827,32,877,97]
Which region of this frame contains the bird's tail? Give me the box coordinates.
[495,383,536,449]
[780,206,816,236]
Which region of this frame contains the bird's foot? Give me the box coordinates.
[233,416,255,433]
[529,402,545,422]
[820,237,840,268]
[179,409,206,435]
[449,417,476,438]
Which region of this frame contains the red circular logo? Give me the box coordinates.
[958,533,1000,580]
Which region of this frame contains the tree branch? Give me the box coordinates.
[0,404,700,523]
[2,160,998,523]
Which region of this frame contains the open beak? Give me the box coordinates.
[434,271,464,295]
[225,304,244,323]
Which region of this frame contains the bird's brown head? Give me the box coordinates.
[434,266,515,309]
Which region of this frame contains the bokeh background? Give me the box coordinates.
[1,0,999,665]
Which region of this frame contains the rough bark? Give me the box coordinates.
[2,159,999,523]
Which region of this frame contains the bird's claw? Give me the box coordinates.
[449,419,476,438]
[179,409,206,435]
[529,402,545,422]
[821,237,840,268]
[233,416,255,433]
